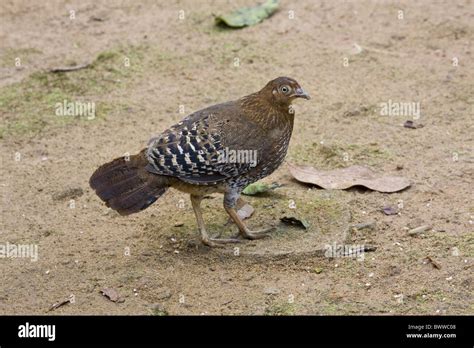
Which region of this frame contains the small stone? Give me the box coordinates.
[155,289,172,300]
[382,206,398,215]
[352,221,376,230]
[403,120,424,129]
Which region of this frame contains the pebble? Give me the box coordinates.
[352,221,376,230]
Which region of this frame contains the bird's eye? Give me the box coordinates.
[280,85,291,94]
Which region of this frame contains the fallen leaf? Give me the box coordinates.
[288,163,410,193]
[382,206,399,215]
[100,288,122,302]
[242,182,281,195]
[237,203,254,220]
[215,0,279,28]
[280,216,310,229]
[403,120,424,129]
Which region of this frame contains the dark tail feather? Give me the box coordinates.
[89,150,169,215]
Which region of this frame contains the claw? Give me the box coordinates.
[240,226,276,240]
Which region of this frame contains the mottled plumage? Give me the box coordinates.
[90,77,309,246]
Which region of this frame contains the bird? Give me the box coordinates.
[89,77,310,247]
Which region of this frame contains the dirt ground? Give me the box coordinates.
[0,0,472,315]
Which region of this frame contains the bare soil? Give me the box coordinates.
[0,0,472,315]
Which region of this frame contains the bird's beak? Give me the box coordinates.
[294,87,311,100]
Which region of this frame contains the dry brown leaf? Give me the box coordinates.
[237,203,255,220]
[280,216,310,229]
[100,288,122,302]
[288,163,410,193]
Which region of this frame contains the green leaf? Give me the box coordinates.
[242,182,281,196]
[215,0,279,28]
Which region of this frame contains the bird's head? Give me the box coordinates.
[262,77,310,107]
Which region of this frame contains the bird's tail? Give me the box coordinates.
[89,149,169,215]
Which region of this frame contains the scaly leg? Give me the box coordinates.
[224,191,276,240]
[190,194,240,247]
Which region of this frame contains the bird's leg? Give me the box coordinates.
[224,191,276,240]
[224,197,247,227]
[190,194,240,247]
[236,197,247,210]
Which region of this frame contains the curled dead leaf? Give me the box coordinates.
[288,163,410,193]
[237,203,255,220]
[280,216,310,229]
[100,288,123,303]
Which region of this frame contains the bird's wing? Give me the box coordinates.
[146,102,254,185]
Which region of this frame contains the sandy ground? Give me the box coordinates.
[0,0,473,315]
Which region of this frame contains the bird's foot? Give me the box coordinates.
[201,236,241,248]
[234,226,277,240]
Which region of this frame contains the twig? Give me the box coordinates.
[47,295,73,312]
[425,256,441,269]
[49,63,91,73]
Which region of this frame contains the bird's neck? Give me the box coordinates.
[239,92,294,131]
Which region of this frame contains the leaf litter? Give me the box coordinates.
[288,163,410,193]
